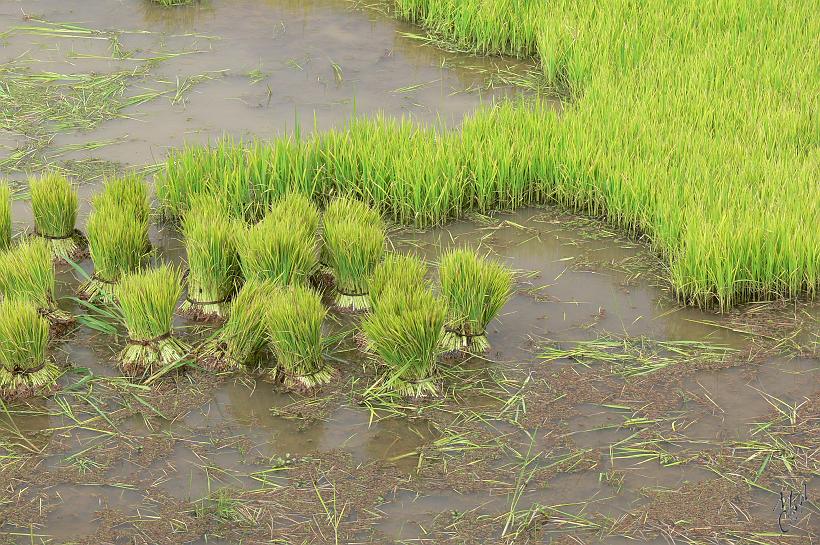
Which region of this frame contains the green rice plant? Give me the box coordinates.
[196,279,275,370]
[362,286,445,397]
[369,252,429,313]
[29,172,86,263]
[0,181,11,252]
[319,196,383,272]
[323,221,384,311]
[79,198,149,303]
[269,191,320,239]
[0,300,60,400]
[96,174,151,250]
[179,195,241,321]
[0,238,73,331]
[266,284,334,391]
[116,265,190,378]
[438,249,512,356]
[238,212,317,286]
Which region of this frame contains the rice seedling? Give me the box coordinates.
[269,191,320,238]
[238,212,317,287]
[369,252,429,312]
[29,171,86,263]
[318,196,384,280]
[179,195,241,321]
[116,265,190,378]
[0,238,73,331]
[79,197,149,303]
[196,279,274,371]
[0,181,10,252]
[323,221,384,312]
[266,284,334,391]
[438,249,512,356]
[362,286,445,397]
[0,300,60,400]
[95,174,151,250]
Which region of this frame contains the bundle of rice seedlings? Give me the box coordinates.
[362,287,445,397]
[179,196,240,321]
[317,196,383,286]
[0,300,60,400]
[324,221,384,312]
[270,191,320,238]
[439,249,513,356]
[97,174,152,251]
[369,252,429,312]
[79,198,148,303]
[267,284,334,391]
[0,238,73,331]
[29,172,86,263]
[238,213,317,286]
[117,265,190,378]
[196,279,274,370]
[0,181,10,252]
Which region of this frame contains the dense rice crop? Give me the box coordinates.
[0,300,59,400]
[362,286,445,397]
[369,253,429,313]
[180,195,241,321]
[0,238,73,330]
[117,265,190,377]
[324,222,385,312]
[96,174,152,251]
[0,181,10,252]
[269,191,320,238]
[80,196,149,303]
[238,212,317,286]
[196,279,274,370]
[267,284,334,391]
[438,249,512,356]
[29,172,86,263]
[157,1,819,310]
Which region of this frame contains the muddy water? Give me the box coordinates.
[1,1,818,544]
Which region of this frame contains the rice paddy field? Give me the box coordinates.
[0,1,818,544]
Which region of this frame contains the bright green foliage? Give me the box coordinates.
[81,197,148,303]
[238,213,317,286]
[0,300,59,399]
[369,252,429,312]
[29,172,85,262]
[362,286,445,397]
[116,265,190,377]
[320,196,384,270]
[0,238,72,328]
[198,279,275,370]
[267,284,333,390]
[324,221,384,311]
[439,249,512,355]
[156,1,820,310]
[0,181,10,252]
[269,191,320,238]
[180,195,241,320]
[98,174,151,221]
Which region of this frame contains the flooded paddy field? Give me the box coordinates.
[0,1,817,544]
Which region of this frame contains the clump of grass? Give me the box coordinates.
[180,196,241,321]
[0,300,60,400]
[0,181,11,252]
[29,172,87,263]
[324,222,384,312]
[369,252,429,312]
[267,284,334,391]
[362,287,445,397]
[196,279,274,371]
[438,249,512,356]
[0,238,73,332]
[238,213,317,286]
[270,191,320,239]
[319,196,383,274]
[79,197,148,303]
[116,265,190,378]
[96,174,151,251]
